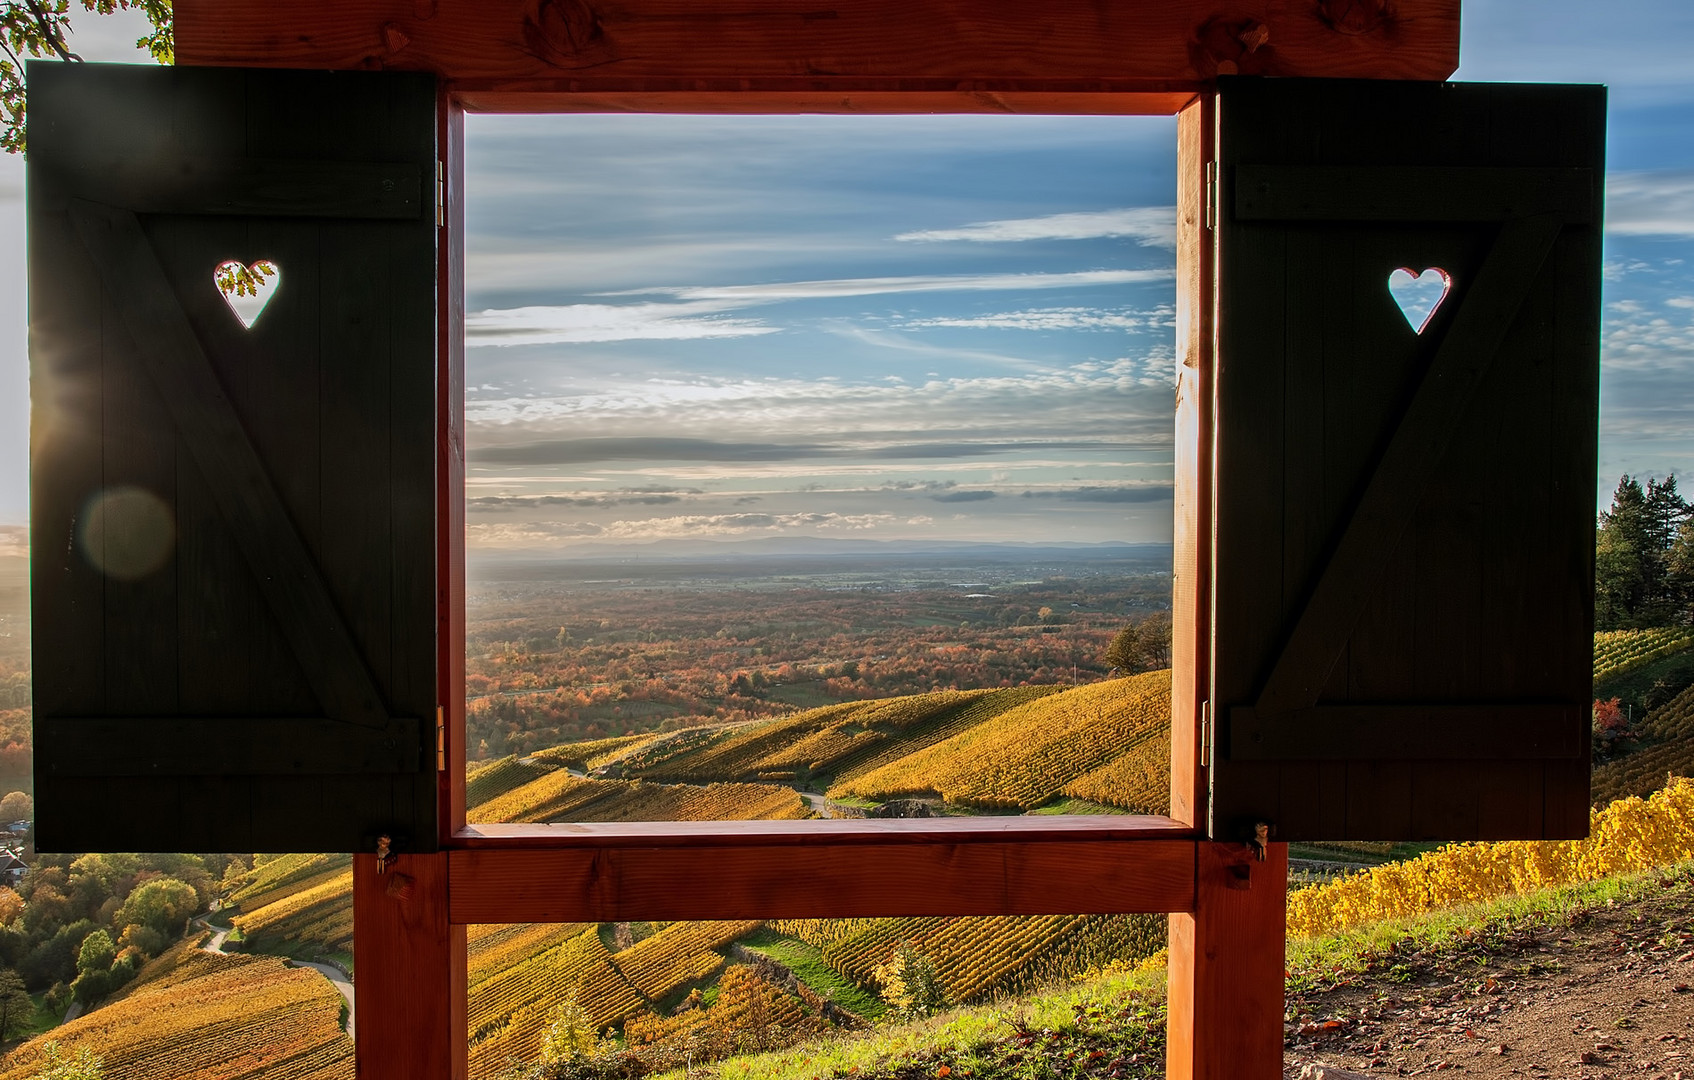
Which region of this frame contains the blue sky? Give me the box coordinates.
[2,1,1694,558]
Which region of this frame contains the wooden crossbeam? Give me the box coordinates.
[1235,166,1596,223]
[37,717,420,775]
[1228,705,1585,761]
[68,200,400,732]
[174,0,1460,114]
[449,820,1198,922]
[52,158,423,220]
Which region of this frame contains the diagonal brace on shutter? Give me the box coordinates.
[1229,212,1566,759]
[68,199,405,735]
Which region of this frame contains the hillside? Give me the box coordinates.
[0,936,351,1080]
[210,677,1175,1078]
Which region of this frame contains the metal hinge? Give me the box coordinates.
[435,706,446,771]
[435,161,446,227]
[1199,700,1213,768]
[1203,161,1219,231]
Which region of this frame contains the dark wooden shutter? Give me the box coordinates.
[28,63,440,853]
[1209,78,1604,842]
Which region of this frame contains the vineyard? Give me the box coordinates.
[466,755,560,809]
[0,939,351,1080]
[471,773,812,824]
[828,672,1171,810]
[1592,627,1694,685]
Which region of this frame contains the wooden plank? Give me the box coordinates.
[456,87,1199,115]
[36,717,420,775]
[1169,93,1213,830]
[438,94,468,841]
[1167,842,1286,1080]
[355,853,466,1080]
[174,0,1460,96]
[448,837,1196,922]
[1250,214,1565,719]
[1228,704,1585,761]
[41,158,421,219]
[67,201,394,730]
[457,814,1192,845]
[1235,166,1595,222]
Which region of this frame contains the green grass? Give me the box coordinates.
[1285,859,1694,993]
[739,930,887,1021]
[669,959,1167,1080]
[1028,797,1133,816]
[1594,646,1694,716]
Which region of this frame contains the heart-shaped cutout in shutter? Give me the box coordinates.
[214,260,281,329]
[1387,267,1450,334]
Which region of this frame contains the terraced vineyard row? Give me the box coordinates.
[830,671,1171,810]
[1058,717,1172,814]
[1592,680,1694,805]
[772,913,1164,1004]
[232,868,354,956]
[467,927,645,1069]
[1593,627,1694,685]
[472,772,810,824]
[530,732,658,771]
[0,941,351,1080]
[466,754,559,809]
[228,853,353,914]
[611,920,761,1001]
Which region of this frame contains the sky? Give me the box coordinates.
[3,2,1694,559]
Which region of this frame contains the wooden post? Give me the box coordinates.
[1167,842,1287,1080]
[354,853,466,1080]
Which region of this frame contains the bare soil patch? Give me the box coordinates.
[1284,868,1694,1079]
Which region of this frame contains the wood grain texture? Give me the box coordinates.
[36,717,419,775]
[174,0,1459,112]
[1170,94,1214,831]
[1252,213,1563,718]
[456,814,1192,845]
[68,200,396,731]
[1208,80,1604,841]
[40,158,422,219]
[1166,842,1287,1080]
[438,95,467,842]
[354,853,467,1080]
[28,63,441,854]
[449,836,1196,922]
[1235,165,1595,223]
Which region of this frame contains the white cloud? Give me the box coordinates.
[895,208,1177,249]
[0,525,23,559]
[612,268,1172,303]
[898,306,1159,332]
[465,366,1175,446]
[466,301,779,346]
[1607,171,1694,238]
[467,511,896,548]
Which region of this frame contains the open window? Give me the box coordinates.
[28,5,1603,1074]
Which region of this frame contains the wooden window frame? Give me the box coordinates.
[170,4,1464,1078]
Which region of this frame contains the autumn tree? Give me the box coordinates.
[0,0,172,153]
[0,969,29,1040]
[114,877,197,937]
[0,789,29,821]
[1105,613,1171,674]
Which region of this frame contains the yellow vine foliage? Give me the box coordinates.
[1288,777,1694,938]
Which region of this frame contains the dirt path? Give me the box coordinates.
[1284,869,1694,1079]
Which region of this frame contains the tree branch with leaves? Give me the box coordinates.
[0,0,171,154]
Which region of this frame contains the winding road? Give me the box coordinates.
[197,917,355,1037]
